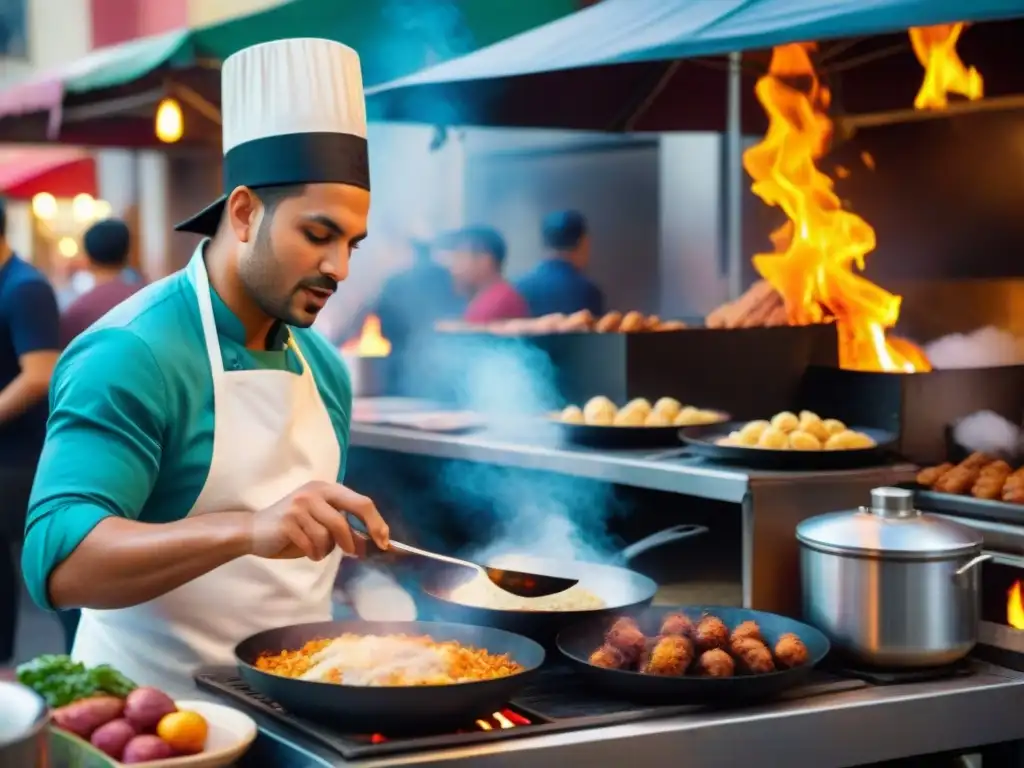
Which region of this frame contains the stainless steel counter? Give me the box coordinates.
[241,661,1024,767]
[349,411,917,615]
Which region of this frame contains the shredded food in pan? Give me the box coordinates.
[446,574,606,612]
[255,634,524,686]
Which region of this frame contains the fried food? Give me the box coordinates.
[653,397,682,421]
[729,620,763,645]
[730,637,776,674]
[640,635,694,676]
[583,396,617,426]
[645,410,671,427]
[757,426,789,450]
[614,405,646,426]
[824,430,876,450]
[660,613,695,638]
[595,311,623,333]
[561,309,594,332]
[773,633,809,669]
[738,420,770,445]
[606,618,647,661]
[788,430,821,451]
[973,460,1012,500]
[657,320,687,331]
[770,411,799,433]
[961,452,995,469]
[619,311,646,333]
[589,644,627,670]
[696,648,735,678]
[916,463,953,487]
[821,418,846,436]
[798,412,830,443]
[933,466,981,495]
[693,615,729,652]
[560,405,585,424]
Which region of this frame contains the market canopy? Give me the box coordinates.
[0,0,579,146]
[365,0,1024,131]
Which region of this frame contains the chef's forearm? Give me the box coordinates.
[45,512,252,610]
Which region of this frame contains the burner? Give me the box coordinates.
[194,664,868,761]
[824,658,973,685]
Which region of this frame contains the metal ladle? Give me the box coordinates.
[351,530,579,598]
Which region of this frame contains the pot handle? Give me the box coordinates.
[952,553,992,588]
[619,524,709,563]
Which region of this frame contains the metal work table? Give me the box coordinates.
[238,661,1024,767]
[349,414,917,615]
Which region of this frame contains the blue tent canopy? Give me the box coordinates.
[368,0,1024,93]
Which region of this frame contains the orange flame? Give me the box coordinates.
[743,43,928,372]
[341,314,391,357]
[909,23,984,110]
[1009,581,1024,630]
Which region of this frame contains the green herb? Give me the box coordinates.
[16,654,137,708]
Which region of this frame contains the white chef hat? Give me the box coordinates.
[175,37,370,236]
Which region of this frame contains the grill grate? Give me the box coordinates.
[195,664,869,760]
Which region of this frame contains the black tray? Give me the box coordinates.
[554,411,730,449]
[909,484,1024,523]
[679,422,898,470]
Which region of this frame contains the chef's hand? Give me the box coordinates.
[249,481,390,561]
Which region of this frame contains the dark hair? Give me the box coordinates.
[435,226,507,267]
[83,219,131,267]
[0,197,7,239]
[542,210,587,251]
[252,184,307,216]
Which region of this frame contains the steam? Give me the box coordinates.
[347,566,418,622]
[925,326,1024,369]
[952,410,1022,459]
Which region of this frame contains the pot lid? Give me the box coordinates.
[796,487,982,558]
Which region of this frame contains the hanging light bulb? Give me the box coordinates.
[31,192,57,220]
[72,193,95,223]
[57,236,79,258]
[155,98,184,143]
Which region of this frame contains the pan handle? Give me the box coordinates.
[619,524,709,563]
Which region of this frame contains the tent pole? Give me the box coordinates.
[725,50,744,300]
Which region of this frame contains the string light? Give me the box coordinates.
[31,192,57,220]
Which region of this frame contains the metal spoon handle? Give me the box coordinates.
[350,530,481,572]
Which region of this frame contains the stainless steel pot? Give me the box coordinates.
[0,680,49,767]
[344,354,389,398]
[796,486,990,668]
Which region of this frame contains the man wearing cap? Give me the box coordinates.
[516,210,605,317]
[60,218,145,347]
[22,38,390,696]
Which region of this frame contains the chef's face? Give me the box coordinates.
[236,183,369,327]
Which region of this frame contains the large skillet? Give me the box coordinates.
[235,620,544,731]
[558,605,830,705]
[417,524,708,645]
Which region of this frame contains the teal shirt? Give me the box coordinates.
[22,251,353,610]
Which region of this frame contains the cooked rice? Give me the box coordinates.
[447,574,606,612]
[254,634,524,686]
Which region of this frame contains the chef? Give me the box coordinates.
[21,38,390,696]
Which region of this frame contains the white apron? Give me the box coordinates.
[73,250,342,697]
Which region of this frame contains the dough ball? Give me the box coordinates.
[770,411,800,433]
[798,412,830,442]
[614,404,646,426]
[584,396,617,426]
[653,397,682,421]
[738,420,771,445]
[645,410,671,427]
[789,429,822,450]
[825,429,876,450]
[758,426,790,449]
[822,418,846,435]
[798,410,819,423]
[624,398,652,419]
[673,406,699,426]
[560,405,584,424]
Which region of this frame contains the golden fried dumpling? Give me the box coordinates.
[673,406,699,426]
[716,433,740,446]
[798,412,830,443]
[758,426,790,449]
[560,405,585,424]
[624,398,652,419]
[614,404,646,426]
[738,420,770,445]
[770,411,800,433]
[822,418,846,436]
[645,409,671,427]
[788,430,822,451]
[653,397,682,421]
[692,409,724,425]
[583,396,617,426]
[825,430,876,450]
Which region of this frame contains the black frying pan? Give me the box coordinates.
[235,620,545,731]
[558,606,830,705]
[417,524,708,646]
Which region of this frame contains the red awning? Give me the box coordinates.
[0,147,98,199]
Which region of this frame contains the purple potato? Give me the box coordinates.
[90,718,136,760]
[123,687,177,732]
[122,735,174,764]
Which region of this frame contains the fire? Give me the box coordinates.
[743,43,928,372]
[341,314,391,357]
[909,24,983,110]
[1009,581,1024,630]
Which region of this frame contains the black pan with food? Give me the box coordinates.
[553,411,730,449]
[418,525,708,646]
[558,606,830,705]
[235,620,544,731]
[679,422,898,469]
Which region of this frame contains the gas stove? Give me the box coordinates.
[196,664,873,762]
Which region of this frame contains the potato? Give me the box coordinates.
[124,687,177,732]
[91,719,137,760]
[52,696,125,739]
[122,734,174,764]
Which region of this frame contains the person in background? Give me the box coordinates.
[375,238,463,350]
[60,219,145,347]
[516,209,605,317]
[436,226,528,323]
[0,197,61,663]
